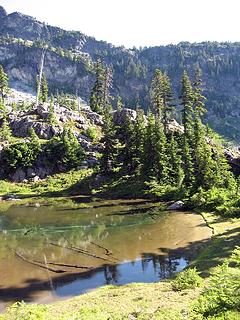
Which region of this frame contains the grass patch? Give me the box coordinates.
[0,169,93,199]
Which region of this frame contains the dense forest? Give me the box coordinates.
[0,60,239,215]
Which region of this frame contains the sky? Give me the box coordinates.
[1,0,240,48]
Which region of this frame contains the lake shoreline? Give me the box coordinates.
[1,209,238,319]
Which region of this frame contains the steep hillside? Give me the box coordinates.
[1,6,240,140]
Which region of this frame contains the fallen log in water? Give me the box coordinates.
[14,250,67,273]
[90,241,112,255]
[38,261,94,270]
[49,241,114,263]
[89,242,120,262]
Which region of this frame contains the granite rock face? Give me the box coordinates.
[1,5,240,141]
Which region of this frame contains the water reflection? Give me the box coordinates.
[0,199,211,308]
[55,254,187,298]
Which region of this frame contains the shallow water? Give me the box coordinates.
[0,198,211,310]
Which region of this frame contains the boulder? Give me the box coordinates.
[167,201,184,210]
[82,110,103,126]
[36,103,49,118]
[77,135,92,150]
[167,119,184,134]
[9,115,63,139]
[32,175,40,183]
[77,165,89,170]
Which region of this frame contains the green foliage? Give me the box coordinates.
[29,127,40,149]
[0,116,12,142]
[85,126,97,141]
[89,59,106,113]
[47,96,56,124]
[0,64,9,100]
[229,247,240,267]
[172,267,203,291]
[145,179,184,201]
[150,69,175,133]
[46,127,85,169]
[2,139,41,171]
[193,263,240,318]
[189,187,240,216]
[0,302,48,320]
[0,169,93,197]
[39,74,48,103]
[167,133,184,186]
[100,103,118,173]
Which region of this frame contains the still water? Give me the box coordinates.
[0,198,211,310]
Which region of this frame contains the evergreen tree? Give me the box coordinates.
[37,73,48,103]
[150,69,175,133]
[160,73,175,134]
[194,116,216,189]
[29,127,40,148]
[100,104,117,173]
[0,116,12,142]
[120,112,136,173]
[213,146,236,189]
[153,117,169,183]
[193,67,207,117]
[167,133,184,186]
[48,95,56,124]
[182,136,195,187]
[40,74,48,102]
[0,98,7,113]
[180,71,195,187]
[142,112,156,179]
[0,65,9,100]
[180,71,194,137]
[89,59,105,113]
[116,95,124,111]
[150,69,163,118]
[103,67,113,106]
[133,107,146,173]
[61,126,85,168]
[100,67,117,173]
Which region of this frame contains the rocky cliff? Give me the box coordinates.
[1,6,240,141]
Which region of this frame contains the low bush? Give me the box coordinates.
[85,126,98,141]
[1,141,40,171]
[192,263,240,318]
[172,267,202,291]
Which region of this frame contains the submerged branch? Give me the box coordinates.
[89,241,120,262]
[39,261,94,270]
[49,241,114,263]
[14,250,67,273]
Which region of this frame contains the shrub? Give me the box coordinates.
[229,247,240,267]
[85,126,97,141]
[193,263,240,318]
[45,128,85,169]
[2,140,41,171]
[145,179,185,201]
[172,267,202,291]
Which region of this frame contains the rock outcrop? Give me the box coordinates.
[1,5,240,141]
